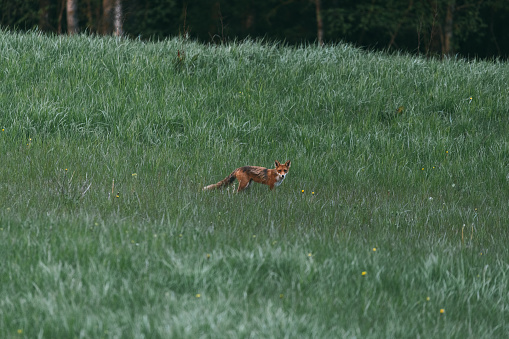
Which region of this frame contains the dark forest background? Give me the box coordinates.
[1,0,508,59]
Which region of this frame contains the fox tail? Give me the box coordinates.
[203,171,236,190]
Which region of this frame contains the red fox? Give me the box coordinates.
[203,160,291,192]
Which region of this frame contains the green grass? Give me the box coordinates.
[1,29,509,338]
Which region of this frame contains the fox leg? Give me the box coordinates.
[237,179,251,192]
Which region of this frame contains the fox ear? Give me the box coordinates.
[275,160,281,167]
[285,160,291,167]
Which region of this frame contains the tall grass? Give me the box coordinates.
[0,29,508,338]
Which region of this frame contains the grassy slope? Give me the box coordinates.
[0,30,508,338]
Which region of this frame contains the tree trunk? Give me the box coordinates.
[84,0,95,32]
[388,0,414,50]
[58,0,64,34]
[113,0,122,36]
[315,0,323,45]
[66,0,79,34]
[101,0,113,34]
[39,0,51,32]
[442,1,455,56]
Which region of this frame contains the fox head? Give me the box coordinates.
[274,160,291,182]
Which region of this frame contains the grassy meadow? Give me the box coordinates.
[1,29,509,338]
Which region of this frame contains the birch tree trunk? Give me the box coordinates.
[113,0,123,36]
[102,0,122,35]
[67,0,79,34]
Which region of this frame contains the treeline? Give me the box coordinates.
[1,0,508,58]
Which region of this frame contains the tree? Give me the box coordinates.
[66,0,79,34]
[39,0,52,31]
[426,0,483,57]
[100,0,123,35]
[101,0,113,34]
[315,0,323,45]
[442,0,454,55]
[113,0,122,36]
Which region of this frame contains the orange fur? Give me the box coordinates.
[203,160,291,192]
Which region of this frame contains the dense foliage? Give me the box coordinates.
[1,0,509,58]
